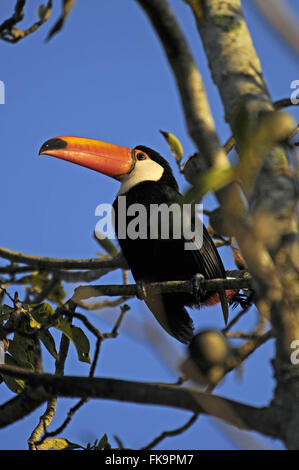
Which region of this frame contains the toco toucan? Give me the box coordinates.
[39,136,234,343]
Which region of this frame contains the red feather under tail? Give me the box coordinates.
[202,290,236,306]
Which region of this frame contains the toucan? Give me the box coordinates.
[39,136,234,343]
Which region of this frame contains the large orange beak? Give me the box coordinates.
[39,136,135,178]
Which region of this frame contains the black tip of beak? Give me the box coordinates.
[39,138,67,155]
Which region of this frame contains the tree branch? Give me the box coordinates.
[0,246,127,270]
[70,271,252,304]
[0,364,283,440]
[134,0,278,308]
[0,0,26,33]
[0,0,53,43]
[136,0,231,176]
[186,0,299,449]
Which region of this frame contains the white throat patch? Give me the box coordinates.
[117,159,164,195]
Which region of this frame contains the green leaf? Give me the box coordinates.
[96,433,109,450]
[37,4,48,20]
[31,302,56,326]
[19,273,47,289]
[0,305,15,315]
[55,318,91,363]
[160,130,183,164]
[2,354,25,393]
[8,335,35,370]
[0,305,14,324]
[20,274,65,305]
[31,302,90,363]
[38,438,80,450]
[39,329,59,360]
[47,282,66,305]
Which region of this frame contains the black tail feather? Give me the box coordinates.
[145,294,194,344]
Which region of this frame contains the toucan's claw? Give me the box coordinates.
[219,290,229,325]
[136,280,148,301]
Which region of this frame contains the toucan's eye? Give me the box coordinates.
[136,152,147,161]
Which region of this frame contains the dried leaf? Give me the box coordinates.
[38,438,80,450]
[232,245,247,270]
[160,130,183,164]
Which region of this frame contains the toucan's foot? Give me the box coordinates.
[230,289,255,310]
[192,273,205,302]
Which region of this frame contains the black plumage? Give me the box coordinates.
[113,146,227,343]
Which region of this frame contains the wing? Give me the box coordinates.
[158,185,229,323]
[154,183,226,281]
[184,211,228,324]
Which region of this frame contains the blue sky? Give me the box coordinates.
[0,0,298,450]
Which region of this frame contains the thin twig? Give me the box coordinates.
[220,329,273,386]
[75,296,131,311]
[28,324,71,449]
[0,0,53,43]
[0,0,26,33]
[141,412,199,450]
[222,303,252,333]
[31,276,59,305]
[62,311,105,342]
[36,335,102,447]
